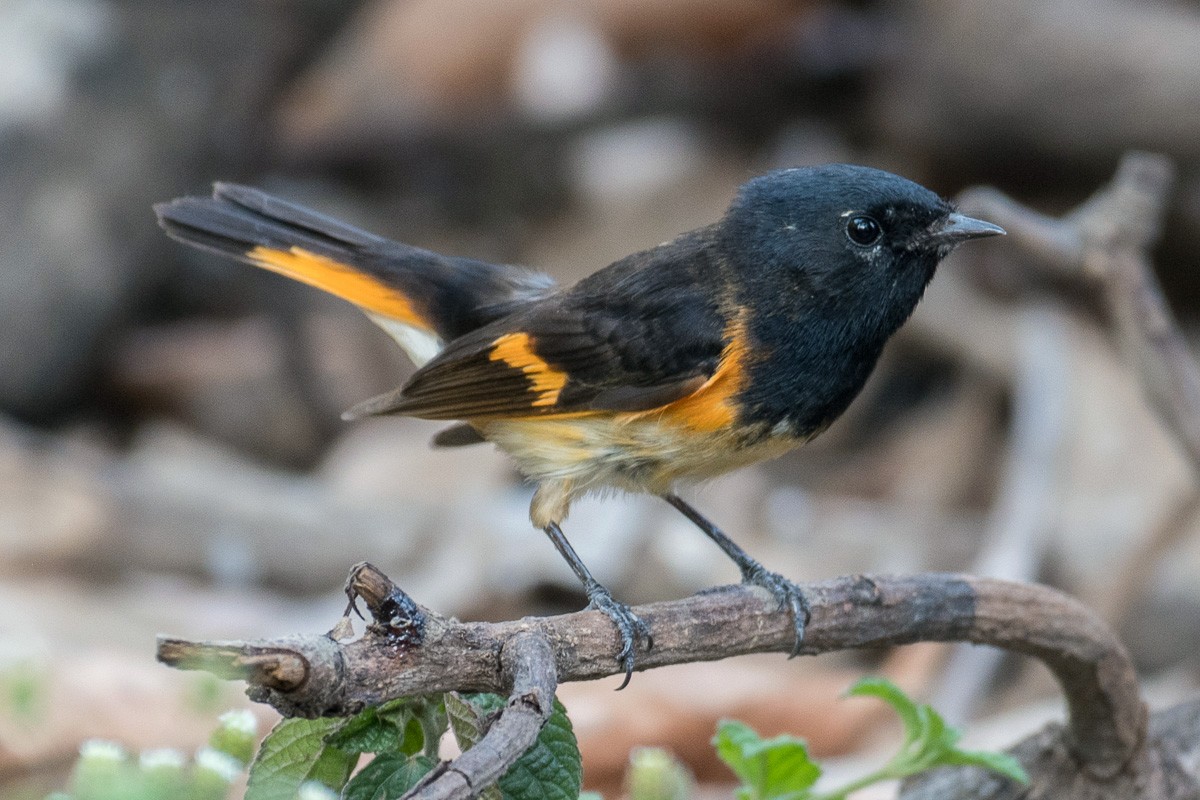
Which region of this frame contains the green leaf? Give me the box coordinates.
[375,696,447,758]
[342,753,436,800]
[325,708,406,755]
[412,696,449,758]
[938,747,1029,784]
[71,741,138,800]
[324,697,447,760]
[245,718,359,800]
[192,747,244,800]
[463,694,582,800]
[625,748,693,800]
[209,709,258,765]
[498,699,581,800]
[399,716,427,757]
[845,677,1028,786]
[1,661,43,720]
[446,692,487,751]
[445,693,503,800]
[845,678,922,745]
[463,692,506,715]
[713,720,820,800]
[305,743,357,791]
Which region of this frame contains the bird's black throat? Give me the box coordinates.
[732,251,939,439]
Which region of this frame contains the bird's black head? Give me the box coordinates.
[718,164,1004,435]
[720,164,1002,327]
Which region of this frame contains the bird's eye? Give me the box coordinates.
[845,215,882,246]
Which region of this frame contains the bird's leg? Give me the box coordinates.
[541,521,652,688]
[663,494,810,656]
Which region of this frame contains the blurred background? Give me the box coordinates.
[3,0,1200,796]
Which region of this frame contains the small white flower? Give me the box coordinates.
[298,780,339,800]
[139,748,186,770]
[194,746,243,783]
[79,740,126,762]
[217,708,258,736]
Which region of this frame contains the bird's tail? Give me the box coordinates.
[155,183,553,366]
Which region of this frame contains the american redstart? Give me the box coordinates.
[156,164,1003,686]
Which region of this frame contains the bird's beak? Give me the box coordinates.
[927,213,1006,245]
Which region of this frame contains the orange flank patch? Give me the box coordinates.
[639,313,750,433]
[489,332,569,407]
[246,245,429,329]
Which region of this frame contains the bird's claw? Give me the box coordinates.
[743,566,810,658]
[585,584,653,689]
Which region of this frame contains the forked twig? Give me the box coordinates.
[957,151,1200,472]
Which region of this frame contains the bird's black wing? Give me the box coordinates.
[346,229,734,420]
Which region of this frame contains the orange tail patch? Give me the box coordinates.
[247,245,432,331]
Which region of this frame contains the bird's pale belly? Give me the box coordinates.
[479,414,801,527]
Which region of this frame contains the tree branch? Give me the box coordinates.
[956,151,1200,473]
[159,565,1147,795]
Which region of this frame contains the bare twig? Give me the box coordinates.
[160,564,1148,795]
[1084,156,1200,472]
[957,151,1200,473]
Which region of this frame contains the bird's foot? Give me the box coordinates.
[584,582,653,690]
[741,565,810,657]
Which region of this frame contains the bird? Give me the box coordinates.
[155,164,1004,687]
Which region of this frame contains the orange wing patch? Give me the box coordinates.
[639,312,750,433]
[489,332,568,407]
[247,245,430,330]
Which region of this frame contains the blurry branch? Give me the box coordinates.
[953,151,1200,638]
[160,563,1156,798]
[957,151,1200,473]
[933,309,1070,725]
[1103,490,1200,630]
[881,0,1200,166]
